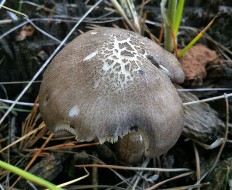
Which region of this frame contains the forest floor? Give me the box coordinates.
[0,1,232,190]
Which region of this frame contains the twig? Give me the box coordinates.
[75,164,191,172]
[56,168,89,189]
[193,143,200,190]
[145,171,194,190]
[183,93,232,106]
[0,124,45,153]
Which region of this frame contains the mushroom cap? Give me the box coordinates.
[39,27,184,158]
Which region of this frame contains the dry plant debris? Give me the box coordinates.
[16,25,35,41]
[0,0,232,190]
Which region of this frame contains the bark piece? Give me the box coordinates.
[179,90,225,142]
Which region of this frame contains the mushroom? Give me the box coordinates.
[115,131,145,164]
[39,27,185,158]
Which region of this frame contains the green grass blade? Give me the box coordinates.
[178,32,203,58]
[173,0,185,37]
[164,0,177,52]
[0,160,64,190]
[178,15,218,58]
[168,0,177,23]
[160,0,168,24]
[0,106,32,113]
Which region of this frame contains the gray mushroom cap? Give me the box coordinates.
[39,27,184,158]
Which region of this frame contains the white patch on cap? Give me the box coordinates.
[143,50,148,58]
[83,51,98,61]
[95,35,146,91]
[102,62,110,71]
[91,32,97,35]
[68,105,80,117]
[158,64,170,75]
[139,134,143,142]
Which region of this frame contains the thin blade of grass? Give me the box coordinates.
[178,15,219,58]
[10,133,54,188]
[75,164,191,172]
[173,0,185,37]
[0,160,64,190]
[145,171,194,190]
